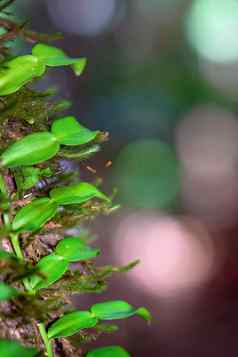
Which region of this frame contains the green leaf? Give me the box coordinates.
[17,167,41,191]
[55,236,100,262]
[136,307,152,322]
[51,116,98,146]
[0,174,9,209]
[58,144,101,160]
[91,300,151,322]
[0,55,45,96]
[50,99,72,114]
[32,43,68,63]
[40,167,53,177]
[29,254,68,290]
[0,174,8,197]
[50,182,110,205]
[87,346,130,357]
[0,250,15,260]
[0,282,18,301]
[14,168,37,192]
[47,311,98,339]
[1,132,60,168]
[91,301,136,320]
[32,43,87,75]
[15,167,53,191]
[12,198,58,232]
[95,323,119,334]
[72,59,87,76]
[0,339,38,357]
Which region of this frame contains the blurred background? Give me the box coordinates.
[13,0,238,355]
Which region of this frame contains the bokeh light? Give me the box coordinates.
[176,106,238,228]
[136,0,182,18]
[186,0,238,63]
[115,0,183,63]
[114,213,215,297]
[88,91,176,142]
[46,0,118,36]
[112,139,180,209]
[199,60,238,100]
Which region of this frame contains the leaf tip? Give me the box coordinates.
[136,307,152,324]
[72,58,87,76]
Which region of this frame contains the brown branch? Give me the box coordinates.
[21,29,63,44]
[0,17,62,47]
[0,17,19,42]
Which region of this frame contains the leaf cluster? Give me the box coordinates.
[0,4,151,356]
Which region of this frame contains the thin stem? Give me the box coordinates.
[0,173,8,197]
[10,233,24,260]
[10,233,34,293]
[3,212,11,231]
[38,322,53,357]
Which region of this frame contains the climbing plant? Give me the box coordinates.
[0,1,151,356]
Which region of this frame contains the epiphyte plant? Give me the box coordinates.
[0,43,87,96]
[0,1,151,357]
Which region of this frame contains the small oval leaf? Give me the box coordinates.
[55,236,100,262]
[32,43,87,75]
[136,307,152,323]
[49,182,110,205]
[0,339,38,357]
[87,346,130,357]
[51,116,98,146]
[91,301,151,322]
[1,132,60,168]
[29,254,68,290]
[91,301,137,320]
[12,198,58,232]
[72,58,87,76]
[47,311,98,339]
[0,55,45,96]
[32,43,68,63]
[0,282,18,301]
